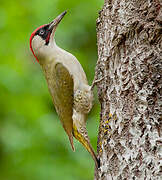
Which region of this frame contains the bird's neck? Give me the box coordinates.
[38,40,60,66]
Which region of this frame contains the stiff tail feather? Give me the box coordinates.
[73,124,100,168]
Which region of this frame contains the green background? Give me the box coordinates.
[0,0,103,179]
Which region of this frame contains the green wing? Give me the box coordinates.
[52,63,74,151]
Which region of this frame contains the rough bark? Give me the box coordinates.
[95,0,162,179]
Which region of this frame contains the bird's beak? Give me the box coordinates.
[48,11,67,41]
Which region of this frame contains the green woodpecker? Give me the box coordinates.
[29,11,99,168]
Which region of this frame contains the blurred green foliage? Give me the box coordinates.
[0,0,103,179]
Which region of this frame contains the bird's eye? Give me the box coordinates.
[39,29,45,35]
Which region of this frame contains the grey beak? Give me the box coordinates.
[48,11,67,31]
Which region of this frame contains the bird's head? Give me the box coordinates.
[30,11,67,63]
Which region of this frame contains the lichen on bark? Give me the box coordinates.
[95,0,162,179]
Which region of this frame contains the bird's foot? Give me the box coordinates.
[91,75,107,91]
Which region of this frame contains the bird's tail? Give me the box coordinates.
[72,124,100,168]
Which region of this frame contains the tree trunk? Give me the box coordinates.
[95,0,162,179]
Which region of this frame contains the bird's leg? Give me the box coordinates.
[91,75,107,91]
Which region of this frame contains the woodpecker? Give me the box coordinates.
[29,11,99,168]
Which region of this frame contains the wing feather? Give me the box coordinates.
[52,63,74,151]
